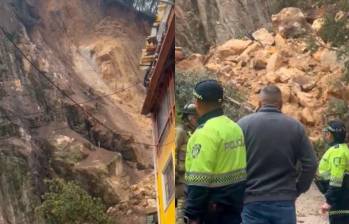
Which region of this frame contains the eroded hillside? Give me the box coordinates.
[0,0,155,223]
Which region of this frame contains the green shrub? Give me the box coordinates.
[319,15,349,48]
[313,139,327,159]
[36,179,114,224]
[326,98,349,119]
[305,36,320,53]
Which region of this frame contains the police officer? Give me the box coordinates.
[176,103,197,224]
[184,80,246,224]
[317,120,349,224]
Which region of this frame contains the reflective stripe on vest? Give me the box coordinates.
[329,210,349,216]
[185,168,246,187]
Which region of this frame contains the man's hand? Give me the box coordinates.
[320,202,331,214]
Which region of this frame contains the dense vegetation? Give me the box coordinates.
[36,179,114,224]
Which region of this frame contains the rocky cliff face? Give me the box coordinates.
[175,0,273,54]
[0,0,154,223]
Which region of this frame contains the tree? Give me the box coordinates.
[36,179,114,224]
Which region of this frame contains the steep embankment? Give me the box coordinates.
[175,0,273,54]
[0,0,154,223]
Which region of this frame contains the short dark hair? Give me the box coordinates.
[260,85,282,105]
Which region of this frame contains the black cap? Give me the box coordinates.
[193,80,223,103]
[324,120,347,143]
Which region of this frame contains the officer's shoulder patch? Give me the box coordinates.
[192,144,201,158]
[333,157,342,166]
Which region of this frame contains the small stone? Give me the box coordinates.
[312,18,325,33]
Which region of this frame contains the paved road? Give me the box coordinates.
[296,184,328,224]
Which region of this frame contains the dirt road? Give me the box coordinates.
[296,184,328,224]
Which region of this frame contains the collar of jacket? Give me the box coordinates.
[197,108,224,126]
[258,105,282,113]
[329,142,344,148]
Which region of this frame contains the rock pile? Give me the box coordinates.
[108,175,157,217]
[177,7,349,141]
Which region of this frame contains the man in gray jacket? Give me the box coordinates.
[238,85,318,224]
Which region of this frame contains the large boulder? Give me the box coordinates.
[176,53,205,72]
[252,50,269,70]
[289,55,314,72]
[272,7,310,38]
[266,52,285,73]
[294,89,316,108]
[292,75,315,92]
[276,67,305,83]
[252,28,275,46]
[300,107,316,126]
[216,39,252,59]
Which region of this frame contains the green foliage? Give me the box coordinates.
[305,36,320,53]
[36,179,114,224]
[175,70,251,122]
[315,0,349,10]
[319,15,349,48]
[342,61,349,83]
[313,139,327,159]
[318,10,349,82]
[326,98,349,119]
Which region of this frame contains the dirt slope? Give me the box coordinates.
[0,0,155,223]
